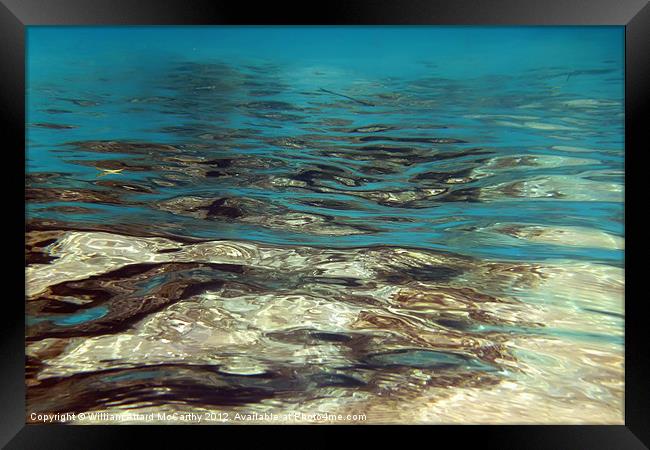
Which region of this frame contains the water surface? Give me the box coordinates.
[26,26,624,424]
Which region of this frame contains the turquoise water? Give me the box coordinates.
[25,27,625,424]
[26,26,624,263]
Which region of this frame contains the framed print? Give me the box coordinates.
[1,0,648,447]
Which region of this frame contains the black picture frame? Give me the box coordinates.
[2,0,647,447]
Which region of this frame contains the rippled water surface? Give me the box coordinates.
[26,27,624,424]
